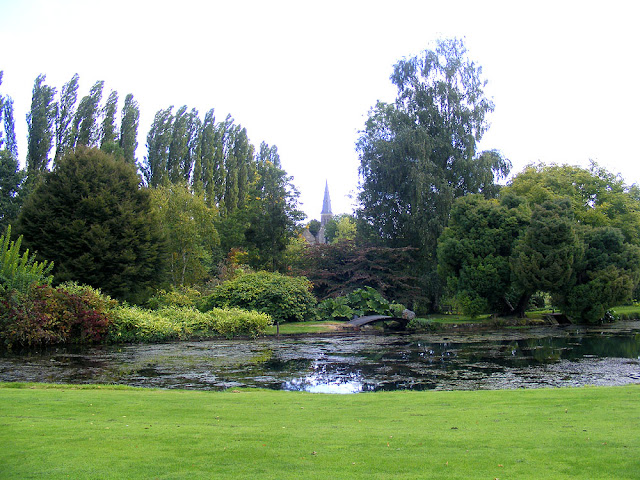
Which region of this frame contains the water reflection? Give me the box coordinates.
[1,322,639,393]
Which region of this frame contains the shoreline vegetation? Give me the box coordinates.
[1,382,638,479]
[265,307,640,337]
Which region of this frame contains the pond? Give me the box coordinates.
[1,321,639,393]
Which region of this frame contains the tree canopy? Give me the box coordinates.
[438,164,640,322]
[17,147,166,303]
[357,38,510,308]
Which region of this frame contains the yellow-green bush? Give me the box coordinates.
[107,305,272,342]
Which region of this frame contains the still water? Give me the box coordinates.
[1,321,639,393]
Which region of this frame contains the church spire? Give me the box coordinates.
[321,180,332,226]
[321,180,332,215]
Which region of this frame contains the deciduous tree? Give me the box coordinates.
[26,74,57,176]
[150,183,220,286]
[72,80,104,147]
[54,73,79,162]
[119,93,140,165]
[357,38,509,308]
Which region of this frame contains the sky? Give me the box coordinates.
[1,0,639,221]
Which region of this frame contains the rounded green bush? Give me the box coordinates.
[199,271,317,322]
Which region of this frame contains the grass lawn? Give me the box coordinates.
[611,305,640,317]
[1,383,638,479]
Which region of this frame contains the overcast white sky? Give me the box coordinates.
[1,0,639,220]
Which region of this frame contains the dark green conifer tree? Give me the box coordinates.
[17,147,166,302]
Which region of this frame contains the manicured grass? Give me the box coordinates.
[611,305,640,318]
[1,383,638,479]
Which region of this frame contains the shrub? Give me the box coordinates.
[147,286,202,310]
[200,271,317,322]
[317,296,354,320]
[0,225,53,294]
[107,305,272,342]
[317,287,406,320]
[406,317,435,331]
[0,283,116,348]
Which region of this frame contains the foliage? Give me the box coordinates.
[147,285,203,310]
[293,240,422,308]
[324,214,357,244]
[242,142,305,271]
[554,227,640,323]
[150,183,220,286]
[72,80,104,148]
[356,38,510,308]
[54,73,79,162]
[107,305,271,342]
[439,164,640,322]
[119,93,140,165]
[0,225,53,294]
[505,162,640,245]
[200,271,317,322]
[17,147,166,303]
[100,90,119,148]
[317,286,403,320]
[510,199,581,313]
[0,150,26,232]
[437,194,530,317]
[307,219,321,237]
[26,74,57,177]
[0,282,116,348]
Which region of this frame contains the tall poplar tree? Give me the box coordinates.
[100,90,119,148]
[0,71,4,149]
[143,107,173,186]
[3,96,18,159]
[194,108,217,201]
[119,93,140,165]
[26,74,57,176]
[54,73,79,162]
[73,80,104,147]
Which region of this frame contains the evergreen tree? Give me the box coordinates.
[119,93,140,165]
[17,147,166,302]
[54,73,79,163]
[26,74,57,176]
